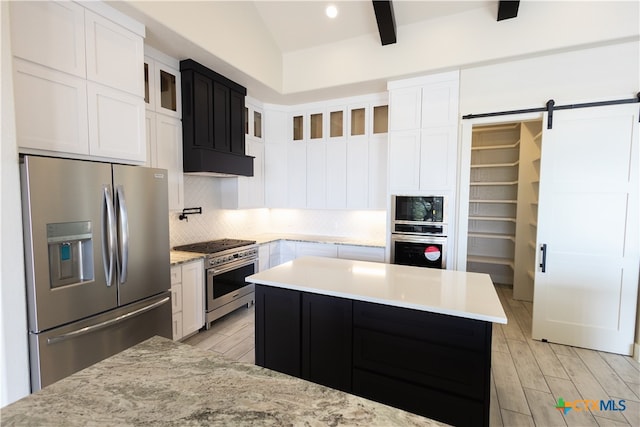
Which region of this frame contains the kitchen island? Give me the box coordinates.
[2,336,444,426]
[246,256,507,427]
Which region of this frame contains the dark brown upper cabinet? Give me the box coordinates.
[180,59,253,176]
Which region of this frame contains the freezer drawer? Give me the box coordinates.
[29,292,171,391]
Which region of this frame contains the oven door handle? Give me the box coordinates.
[391,234,447,244]
[209,258,257,276]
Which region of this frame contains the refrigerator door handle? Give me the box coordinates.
[46,296,170,345]
[102,185,116,287]
[115,185,129,284]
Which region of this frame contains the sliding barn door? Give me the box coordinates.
[532,104,639,355]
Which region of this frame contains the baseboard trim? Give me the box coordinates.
[634,343,640,363]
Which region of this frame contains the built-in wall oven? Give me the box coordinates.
[174,239,258,328]
[390,195,448,269]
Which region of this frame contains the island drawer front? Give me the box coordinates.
[353,327,487,400]
[353,368,486,427]
[353,300,490,352]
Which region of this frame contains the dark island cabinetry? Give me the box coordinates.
[254,284,493,427]
[255,285,352,391]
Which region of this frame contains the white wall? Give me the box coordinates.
[283,1,638,94]
[118,1,638,101]
[0,1,31,406]
[117,0,283,93]
[460,41,640,114]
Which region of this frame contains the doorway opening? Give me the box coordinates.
[460,118,542,301]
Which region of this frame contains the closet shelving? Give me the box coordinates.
[466,120,542,297]
[467,124,521,285]
[515,125,543,298]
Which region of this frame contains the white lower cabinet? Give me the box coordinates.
[170,259,204,341]
[170,284,183,341]
[259,240,385,270]
[337,245,385,263]
[170,266,183,341]
[295,242,338,258]
[258,243,270,272]
[268,241,281,268]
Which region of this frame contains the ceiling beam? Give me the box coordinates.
[497,1,520,21]
[372,1,396,46]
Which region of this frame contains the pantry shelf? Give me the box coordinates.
[471,140,520,151]
[471,161,519,168]
[468,232,515,242]
[470,199,517,204]
[470,181,518,186]
[469,216,517,223]
[467,255,514,268]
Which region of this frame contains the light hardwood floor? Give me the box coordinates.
[183,285,640,426]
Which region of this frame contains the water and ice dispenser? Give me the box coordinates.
[47,221,94,288]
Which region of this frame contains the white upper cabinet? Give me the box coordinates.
[219,99,266,209]
[10,1,86,78]
[144,48,184,211]
[10,0,146,164]
[389,87,422,131]
[326,140,347,209]
[346,138,369,209]
[264,109,288,208]
[264,93,388,210]
[388,71,460,194]
[421,82,459,127]
[87,82,146,162]
[153,114,184,211]
[287,141,308,208]
[13,59,89,155]
[147,112,184,211]
[144,46,181,118]
[85,10,144,97]
[418,125,457,191]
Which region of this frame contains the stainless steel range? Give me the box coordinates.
[174,239,257,328]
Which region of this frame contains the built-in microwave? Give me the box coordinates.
[391,195,447,236]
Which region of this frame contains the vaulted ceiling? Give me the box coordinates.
[252,1,494,52]
[109,1,638,104]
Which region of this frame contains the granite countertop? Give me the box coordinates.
[170,250,206,265]
[247,256,507,324]
[1,336,446,427]
[245,233,386,248]
[170,234,384,266]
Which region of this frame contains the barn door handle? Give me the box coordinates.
[539,244,547,273]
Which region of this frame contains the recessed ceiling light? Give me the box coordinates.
[326,5,338,19]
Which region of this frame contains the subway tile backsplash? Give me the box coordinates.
[169,175,386,247]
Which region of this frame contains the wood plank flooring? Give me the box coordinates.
[183,285,640,426]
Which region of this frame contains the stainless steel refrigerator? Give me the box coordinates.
[20,155,172,391]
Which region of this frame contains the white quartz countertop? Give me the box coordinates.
[246,256,507,324]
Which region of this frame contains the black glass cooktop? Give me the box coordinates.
[174,239,256,254]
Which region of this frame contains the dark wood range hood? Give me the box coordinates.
[180,59,254,177]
